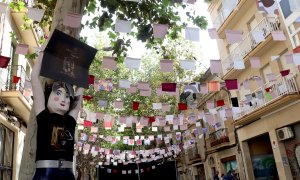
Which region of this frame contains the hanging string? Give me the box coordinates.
[136,162,141,180]
[175,160,178,180]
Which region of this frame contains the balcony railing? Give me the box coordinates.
[222,16,280,76]
[233,74,299,120]
[1,65,32,104]
[213,0,239,30]
[187,145,200,161]
[209,128,229,147]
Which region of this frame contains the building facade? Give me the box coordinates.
[0,0,43,179]
[207,0,300,180]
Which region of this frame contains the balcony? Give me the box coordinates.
[187,145,201,163]
[0,65,32,125]
[222,16,280,78]
[10,7,42,53]
[233,74,300,126]
[213,0,238,30]
[209,128,230,148]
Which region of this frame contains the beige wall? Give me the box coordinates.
[0,114,26,180]
[204,146,246,180]
[237,100,300,180]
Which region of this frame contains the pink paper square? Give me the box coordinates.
[102,56,117,70]
[271,31,286,41]
[206,100,215,109]
[63,12,82,28]
[208,28,219,39]
[210,59,222,74]
[249,57,261,68]
[243,79,250,90]
[160,60,173,72]
[266,73,276,82]
[153,24,169,39]
[16,44,29,55]
[284,54,294,64]
[156,87,163,96]
[127,85,137,93]
[137,82,150,90]
[225,29,243,44]
[162,103,170,112]
[114,101,124,109]
[140,89,151,97]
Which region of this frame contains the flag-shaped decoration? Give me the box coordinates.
[225,79,238,90]
[115,19,131,33]
[132,101,139,110]
[160,60,173,72]
[185,27,199,42]
[153,24,169,39]
[250,57,261,68]
[12,76,21,83]
[271,31,286,41]
[63,12,82,28]
[0,55,10,68]
[178,103,187,110]
[210,59,223,74]
[16,44,29,55]
[0,3,8,14]
[162,82,176,92]
[125,57,140,70]
[280,69,290,76]
[27,7,45,22]
[102,56,117,70]
[208,28,219,39]
[88,75,94,84]
[225,29,243,44]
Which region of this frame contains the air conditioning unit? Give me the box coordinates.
[276,127,294,141]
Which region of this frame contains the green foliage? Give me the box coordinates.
[35,0,208,62]
[9,1,26,12]
[25,53,38,60]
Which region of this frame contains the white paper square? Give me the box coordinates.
[185,27,199,42]
[180,60,196,70]
[115,19,131,33]
[27,7,45,22]
[125,57,140,70]
[119,79,131,89]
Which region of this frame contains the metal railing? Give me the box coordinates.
[187,145,200,161]
[222,16,280,75]
[233,74,299,120]
[213,0,239,30]
[209,128,229,147]
[1,65,32,104]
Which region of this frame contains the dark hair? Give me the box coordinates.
[44,81,79,112]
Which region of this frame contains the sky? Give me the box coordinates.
[80,0,219,68]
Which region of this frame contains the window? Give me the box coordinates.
[296,146,300,169]
[0,124,14,180]
[279,0,292,19]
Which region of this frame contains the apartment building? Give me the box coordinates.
[205,0,300,180]
[0,1,43,179]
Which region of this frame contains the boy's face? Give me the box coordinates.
[47,87,70,115]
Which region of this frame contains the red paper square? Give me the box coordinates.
[0,55,10,68]
[216,100,225,107]
[83,95,93,101]
[161,82,176,92]
[132,101,139,110]
[293,46,300,53]
[178,103,187,110]
[84,120,93,127]
[148,116,155,123]
[12,76,20,83]
[88,75,95,84]
[280,69,290,76]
